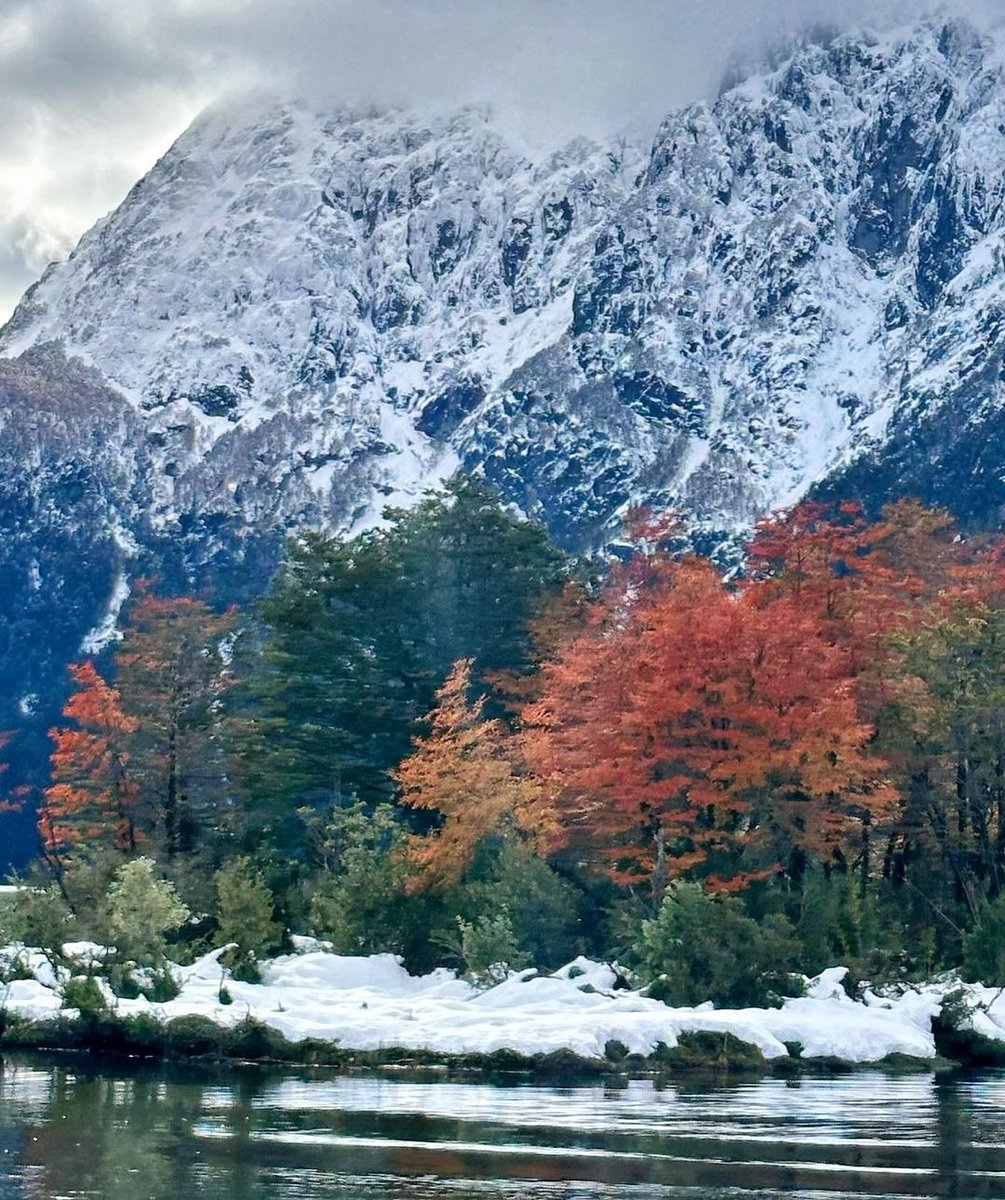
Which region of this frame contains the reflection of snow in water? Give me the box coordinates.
[204,1071,938,1145]
[3,1059,1003,1200]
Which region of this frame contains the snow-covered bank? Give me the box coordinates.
[5,942,1001,1067]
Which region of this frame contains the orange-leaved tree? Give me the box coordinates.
[115,589,237,861]
[396,658,543,892]
[522,543,894,899]
[40,661,140,872]
[751,501,1005,909]
[746,499,961,716]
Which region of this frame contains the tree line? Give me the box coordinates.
[9,481,1005,1004]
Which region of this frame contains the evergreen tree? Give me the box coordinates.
[215,856,283,975]
[306,800,425,958]
[229,478,570,846]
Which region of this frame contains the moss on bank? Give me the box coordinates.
[0,1009,949,1080]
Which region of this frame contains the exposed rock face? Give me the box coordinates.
[8,18,1005,560]
[3,17,1005,854]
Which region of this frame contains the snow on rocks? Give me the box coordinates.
[0,944,988,1065]
[8,17,1005,555]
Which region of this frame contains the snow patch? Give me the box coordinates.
[1,944,986,1065]
[79,573,130,655]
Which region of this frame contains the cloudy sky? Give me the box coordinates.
[0,0,993,321]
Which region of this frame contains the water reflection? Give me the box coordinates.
[1,1055,1003,1199]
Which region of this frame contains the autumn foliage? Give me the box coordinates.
[40,662,140,866]
[27,490,1005,981]
[520,552,893,897]
[396,659,542,891]
[37,590,236,877]
[116,590,237,860]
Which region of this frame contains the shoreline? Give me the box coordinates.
[4,944,1005,1079]
[0,1010,971,1081]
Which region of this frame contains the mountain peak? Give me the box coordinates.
[3,16,1005,563]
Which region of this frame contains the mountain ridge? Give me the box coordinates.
[8,18,1005,550]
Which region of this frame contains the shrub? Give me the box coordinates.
[308,801,432,959]
[143,969,181,1002]
[215,856,283,978]
[61,975,108,1017]
[458,909,526,984]
[105,962,143,999]
[3,883,73,970]
[222,1016,291,1060]
[653,1031,766,1071]
[164,1014,228,1057]
[795,869,869,971]
[458,838,583,969]
[107,858,189,968]
[0,948,35,984]
[932,986,1005,1066]
[636,882,802,1009]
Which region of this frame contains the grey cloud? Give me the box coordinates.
[0,0,999,320]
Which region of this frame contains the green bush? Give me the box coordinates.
[61,975,108,1017]
[144,969,182,1002]
[636,882,802,1009]
[307,802,422,956]
[458,838,582,969]
[106,962,143,999]
[932,986,1005,1066]
[108,859,189,968]
[458,909,526,983]
[215,857,283,980]
[0,951,35,984]
[222,1016,291,1060]
[653,1030,766,1071]
[795,869,869,971]
[3,883,74,969]
[164,1014,228,1057]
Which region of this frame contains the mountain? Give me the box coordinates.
[3,15,1005,857]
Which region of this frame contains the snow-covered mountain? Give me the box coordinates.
[3,15,1005,815]
[1,101,642,550]
[9,16,1005,565]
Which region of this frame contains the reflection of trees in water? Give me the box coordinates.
[936,1076,964,1194]
[0,1059,332,1200]
[17,1066,207,1200]
[2,1058,1005,1199]
[936,1073,1005,1196]
[0,1059,224,1200]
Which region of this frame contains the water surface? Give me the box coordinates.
[2,1055,1004,1198]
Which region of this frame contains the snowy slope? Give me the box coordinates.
[6,18,1005,555]
[1,100,638,544]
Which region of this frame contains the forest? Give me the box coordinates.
[7,478,1005,1010]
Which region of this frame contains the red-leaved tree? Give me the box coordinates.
[39,662,140,872]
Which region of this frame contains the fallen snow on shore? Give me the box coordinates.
[3,942,1002,1064]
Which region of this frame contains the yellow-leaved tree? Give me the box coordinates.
[395,658,542,892]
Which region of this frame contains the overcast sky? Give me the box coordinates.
[0,0,997,322]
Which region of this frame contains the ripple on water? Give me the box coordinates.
[3,1059,1005,1199]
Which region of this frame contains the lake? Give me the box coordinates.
[2,1055,1004,1198]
